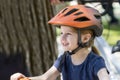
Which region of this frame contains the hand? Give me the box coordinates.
[10,73,26,80]
[19,77,30,80]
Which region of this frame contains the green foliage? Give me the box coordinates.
[102,21,120,46]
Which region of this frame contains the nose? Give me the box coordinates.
[60,34,66,44]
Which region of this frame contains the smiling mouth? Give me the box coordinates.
[62,43,69,47]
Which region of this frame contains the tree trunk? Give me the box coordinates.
[0,0,57,76]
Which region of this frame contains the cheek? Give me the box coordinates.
[68,36,78,45]
[67,38,78,51]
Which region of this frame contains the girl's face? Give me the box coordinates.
[60,26,78,52]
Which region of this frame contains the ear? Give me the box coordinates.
[81,33,91,43]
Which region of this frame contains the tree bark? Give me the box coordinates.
[0,0,57,76]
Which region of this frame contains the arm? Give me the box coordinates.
[11,66,60,80]
[97,68,110,80]
[29,66,60,80]
[29,53,65,80]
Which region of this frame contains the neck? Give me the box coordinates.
[71,48,91,65]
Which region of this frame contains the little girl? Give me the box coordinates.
[10,5,110,80]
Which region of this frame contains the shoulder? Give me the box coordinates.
[89,52,107,75]
[88,51,105,64]
[53,53,70,71]
[88,51,105,68]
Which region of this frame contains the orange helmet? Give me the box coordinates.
[48,5,103,37]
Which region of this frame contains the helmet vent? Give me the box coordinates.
[64,8,78,16]
[94,15,101,19]
[62,8,68,13]
[74,12,83,15]
[74,17,90,22]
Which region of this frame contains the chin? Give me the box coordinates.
[62,46,72,52]
[63,48,69,52]
[63,48,71,52]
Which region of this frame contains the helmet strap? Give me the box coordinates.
[69,29,83,55]
[69,29,89,55]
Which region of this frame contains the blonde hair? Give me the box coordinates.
[92,46,100,55]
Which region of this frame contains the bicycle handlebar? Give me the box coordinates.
[19,77,30,80]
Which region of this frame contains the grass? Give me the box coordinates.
[102,19,120,46]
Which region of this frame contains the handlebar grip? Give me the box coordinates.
[19,77,30,80]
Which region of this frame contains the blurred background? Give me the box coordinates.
[0,0,120,80]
